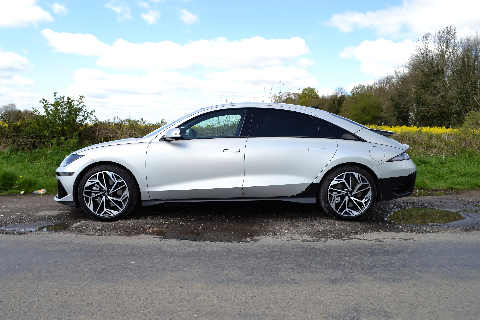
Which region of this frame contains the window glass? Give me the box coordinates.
[252,109,318,137]
[314,117,359,140]
[179,109,246,139]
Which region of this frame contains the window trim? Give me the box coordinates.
[249,108,320,138]
[176,108,251,139]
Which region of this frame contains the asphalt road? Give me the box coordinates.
[1,231,480,319]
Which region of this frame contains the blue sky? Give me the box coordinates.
[1,0,479,123]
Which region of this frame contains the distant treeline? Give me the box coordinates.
[0,94,166,151]
[273,26,480,128]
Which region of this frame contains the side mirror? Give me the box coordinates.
[164,128,182,141]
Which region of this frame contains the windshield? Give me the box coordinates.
[144,109,212,138]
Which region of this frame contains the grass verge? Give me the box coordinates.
[388,208,464,225]
[0,146,75,195]
[1,148,480,195]
[411,151,480,190]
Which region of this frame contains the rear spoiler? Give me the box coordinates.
[369,129,394,137]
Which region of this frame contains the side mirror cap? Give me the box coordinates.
[164,128,181,141]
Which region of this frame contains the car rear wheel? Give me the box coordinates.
[78,165,139,221]
[319,165,376,220]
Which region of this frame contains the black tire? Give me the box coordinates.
[319,165,377,220]
[77,165,139,221]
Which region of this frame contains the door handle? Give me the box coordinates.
[223,149,241,153]
[308,148,325,152]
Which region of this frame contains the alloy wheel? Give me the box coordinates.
[327,171,372,217]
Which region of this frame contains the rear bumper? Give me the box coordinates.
[378,171,416,201]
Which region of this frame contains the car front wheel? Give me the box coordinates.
[319,165,377,220]
[78,165,139,221]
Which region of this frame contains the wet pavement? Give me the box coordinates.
[1,190,480,241]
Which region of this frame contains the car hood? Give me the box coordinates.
[74,138,140,154]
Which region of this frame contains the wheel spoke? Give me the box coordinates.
[82,170,129,218]
[327,171,372,217]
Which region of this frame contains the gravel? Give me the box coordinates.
[1,191,480,241]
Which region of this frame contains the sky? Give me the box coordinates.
[1,0,480,123]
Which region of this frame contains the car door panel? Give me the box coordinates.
[243,137,338,197]
[146,138,246,200]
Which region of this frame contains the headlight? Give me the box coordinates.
[387,152,410,162]
[60,154,84,167]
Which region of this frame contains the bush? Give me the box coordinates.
[0,170,18,192]
[461,111,480,131]
[1,95,167,151]
[16,177,39,193]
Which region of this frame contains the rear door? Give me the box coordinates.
[243,108,338,198]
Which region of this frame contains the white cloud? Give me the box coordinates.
[68,68,202,98]
[0,50,31,76]
[0,0,53,28]
[65,66,319,121]
[40,31,311,71]
[137,1,150,9]
[205,67,317,89]
[179,9,199,25]
[51,3,68,15]
[296,58,315,69]
[317,88,335,96]
[41,29,110,56]
[325,0,480,37]
[97,37,310,71]
[105,0,131,20]
[340,39,415,78]
[66,70,200,122]
[141,10,160,25]
[0,49,34,86]
[0,75,35,86]
[0,87,42,108]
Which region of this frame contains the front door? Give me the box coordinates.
[146,109,249,200]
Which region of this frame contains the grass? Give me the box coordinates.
[0,146,75,194]
[388,208,464,225]
[411,152,480,190]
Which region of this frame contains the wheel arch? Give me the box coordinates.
[317,162,381,203]
[73,161,141,208]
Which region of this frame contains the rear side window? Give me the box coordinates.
[314,117,359,140]
[250,109,318,137]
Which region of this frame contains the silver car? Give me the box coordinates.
[55,102,416,221]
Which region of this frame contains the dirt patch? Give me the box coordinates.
[1,191,480,241]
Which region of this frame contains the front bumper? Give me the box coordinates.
[54,179,77,207]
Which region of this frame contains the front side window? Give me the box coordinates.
[179,109,247,139]
[250,109,318,137]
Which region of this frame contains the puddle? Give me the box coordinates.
[441,212,480,228]
[145,222,262,242]
[0,221,69,233]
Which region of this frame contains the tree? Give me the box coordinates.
[35,93,97,141]
[298,87,320,107]
[348,85,382,125]
[327,87,347,115]
[271,91,300,105]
